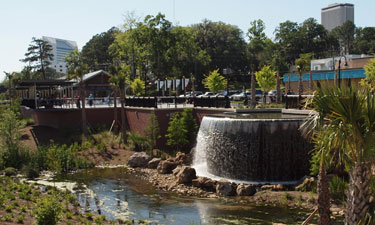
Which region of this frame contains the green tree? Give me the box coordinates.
[295,53,312,97]
[130,77,145,96]
[360,58,375,91]
[81,27,119,70]
[331,20,356,55]
[109,64,129,143]
[353,27,375,55]
[21,37,54,80]
[181,108,198,146]
[65,49,89,135]
[166,113,188,151]
[145,111,160,150]
[302,85,375,225]
[192,19,247,89]
[255,65,276,104]
[202,69,227,93]
[0,109,23,168]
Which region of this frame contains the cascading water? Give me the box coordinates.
[192,115,312,183]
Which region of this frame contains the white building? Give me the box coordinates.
[311,54,372,71]
[42,36,77,74]
[321,3,354,31]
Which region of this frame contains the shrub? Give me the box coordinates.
[126,131,148,152]
[166,112,189,152]
[145,112,161,151]
[21,165,39,179]
[4,167,17,176]
[17,214,24,223]
[35,195,62,225]
[181,108,198,146]
[329,175,348,202]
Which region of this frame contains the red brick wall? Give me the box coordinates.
[28,107,232,148]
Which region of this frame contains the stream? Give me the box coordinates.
[49,167,338,225]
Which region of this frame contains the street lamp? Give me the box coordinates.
[223,68,230,108]
[337,55,348,88]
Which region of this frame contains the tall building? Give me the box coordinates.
[42,36,77,74]
[321,3,354,31]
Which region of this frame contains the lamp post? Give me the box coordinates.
[337,55,348,88]
[223,68,230,108]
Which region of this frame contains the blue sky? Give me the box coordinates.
[1,0,374,81]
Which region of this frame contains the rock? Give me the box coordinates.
[236,184,256,196]
[261,184,285,191]
[174,152,192,165]
[148,158,162,169]
[216,179,237,196]
[295,176,316,191]
[176,166,197,184]
[128,152,151,168]
[157,160,178,174]
[192,176,216,192]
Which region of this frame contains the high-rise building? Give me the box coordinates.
[321,3,354,31]
[42,36,77,74]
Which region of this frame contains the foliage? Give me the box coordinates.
[331,20,356,55]
[255,65,276,94]
[360,58,375,91]
[126,131,148,152]
[353,27,375,55]
[130,77,145,96]
[20,37,54,80]
[329,175,348,202]
[46,142,93,173]
[81,27,119,70]
[0,109,24,169]
[166,112,188,152]
[35,195,62,225]
[145,112,161,150]
[202,69,227,93]
[181,108,198,145]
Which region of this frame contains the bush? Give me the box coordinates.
[145,112,161,151]
[21,165,39,179]
[35,195,62,225]
[4,167,17,176]
[126,131,148,152]
[329,175,348,202]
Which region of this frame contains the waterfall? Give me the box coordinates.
[191,115,312,184]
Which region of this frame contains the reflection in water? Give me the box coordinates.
[54,168,341,225]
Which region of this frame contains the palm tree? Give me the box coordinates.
[302,85,375,225]
[109,65,129,143]
[65,49,89,135]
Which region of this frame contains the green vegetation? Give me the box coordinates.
[202,69,227,93]
[166,108,197,153]
[130,77,145,96]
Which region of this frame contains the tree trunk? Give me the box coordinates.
[251,72,256,108]
[113,89,118,133]
[298,73,303,109]
[345,162,371,225]
[318,161,331,225]
[120,88,127,144]
[276,71,280,104]
[80,83,87,135]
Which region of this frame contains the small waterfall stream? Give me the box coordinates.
[192,116,312,183]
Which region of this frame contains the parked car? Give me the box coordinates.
[202,92,215,97]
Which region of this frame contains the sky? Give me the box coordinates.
[1,0,374,81]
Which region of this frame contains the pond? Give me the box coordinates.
[53,167,338,225]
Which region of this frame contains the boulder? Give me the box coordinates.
[236,184,256,196]
[148,158,162,169]
[192,176,216,192]
[216,179,237,196]
[176,166,197,184]
[128,152,151,168]
[174,152,192,165]
[157,160,178,174]
[295,176,317,192]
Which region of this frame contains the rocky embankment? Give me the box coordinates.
[127,152,307,198]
